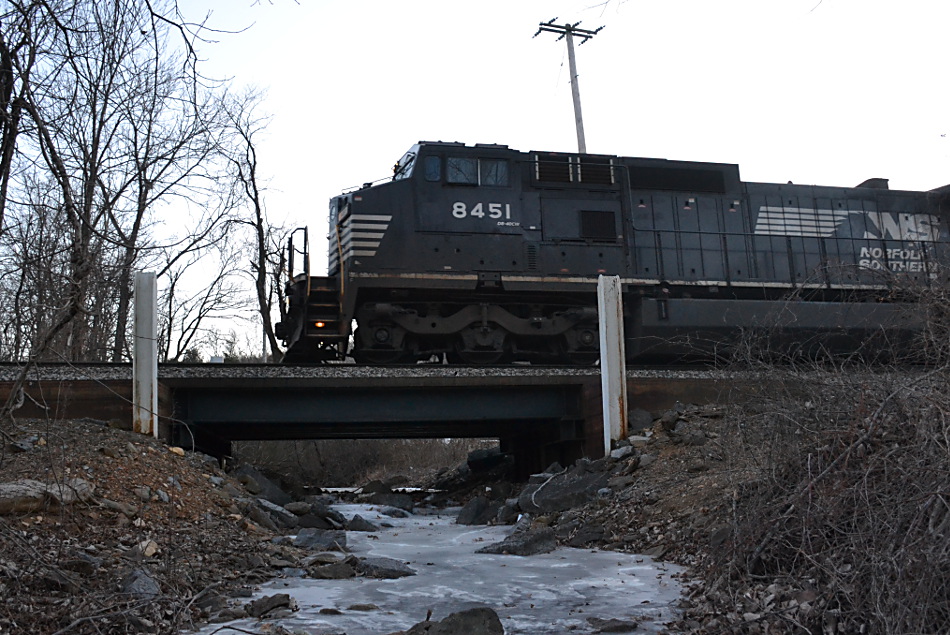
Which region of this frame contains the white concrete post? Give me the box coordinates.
[597,275,627,455]
[133,271,158,437]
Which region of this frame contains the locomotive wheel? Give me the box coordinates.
[352,327,411,364]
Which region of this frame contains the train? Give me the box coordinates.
[274,141,950,364]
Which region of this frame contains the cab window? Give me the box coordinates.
[481,160,508,186]
[446,157,509,186]
[424,156,441,182]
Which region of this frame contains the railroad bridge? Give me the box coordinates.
[0,364,738,474]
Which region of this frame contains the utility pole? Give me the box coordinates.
[534,18,603,154]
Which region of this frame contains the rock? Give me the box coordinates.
[587,616,640,632]
[401,607,504,635]
[0,478,94,514]
[301,552,346,566]
[257,498,299,528]
[368,492,413,512]
[210,607,248,622]
[643,544,667,558]
[349,603,380,611]
[627,434,652,447]
[608,475,637,490]
[231,465,292,506]
[567,523,605,547]
[283,501,311,515]
[133,539,159,558]
[133,486,152,501]
[101,498,138,518]
[477,523,556,556]
[309,560,357,579]
[517,470,610,514]
[467,447,508,472]
[496,500,520,525]
[638,454,656,469]
[293,528,347,551]
[379,505,411,518]
[360,479,392,494]
[347,514,380,532]
[356,556,416,579]
[297,513,336,529]
[312,503,347,525]
[245,593,296,618]
[528,471,558,484]
[610,445,635,460]
[628,407,654,431]
[658,409,680,430]
[168,446,185,456]
[457,496,501,525]
[246,503,279,532]
[119,568,160,599]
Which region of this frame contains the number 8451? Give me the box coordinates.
[452,202,512,220]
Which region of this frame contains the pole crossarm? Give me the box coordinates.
[533,18,604,43]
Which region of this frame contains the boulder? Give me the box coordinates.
[283,501,312,515]
[0,478,94,514]
[457,496,501,526]
[347,514,380,532]
[466,447,508,472]
[399,607,504,635]
[245,593,296,618]
[379,505,412,518]
[476,521,556,556]
[293,528,346,551]
[517,469,609,514]
[256,498,299,528]
[360,479,392,494]
[628,407,654,431]
[231,465,292,506]
[587,616,640,632]
[119,568,160,599]
[368,491,413,512]
[308,560,357,579]
[356,556,416,579]
[496,500,520,525]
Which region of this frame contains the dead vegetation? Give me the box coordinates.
[675,284,950,633]
[233,438,492,490]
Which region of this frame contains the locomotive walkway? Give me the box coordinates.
[0,363,740,473]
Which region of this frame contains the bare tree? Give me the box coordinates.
[221,87,284,360]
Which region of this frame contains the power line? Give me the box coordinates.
[534,18,603,154]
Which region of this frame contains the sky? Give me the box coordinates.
[182,0,950,274]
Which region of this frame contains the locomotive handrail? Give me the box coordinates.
[287,227,310,293]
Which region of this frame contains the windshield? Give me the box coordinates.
[392,145,420,181]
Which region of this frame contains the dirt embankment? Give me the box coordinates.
[0,418,312,634]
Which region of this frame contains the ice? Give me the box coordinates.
[192,504,683,634]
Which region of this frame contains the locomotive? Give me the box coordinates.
[275,141,950,364]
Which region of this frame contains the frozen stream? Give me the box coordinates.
[197,504,684,634]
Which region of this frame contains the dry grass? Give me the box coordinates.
[691,283,950,633]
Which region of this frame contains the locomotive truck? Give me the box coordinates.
[274,141,950,364]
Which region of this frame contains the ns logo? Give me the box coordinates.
[852,212,941,242]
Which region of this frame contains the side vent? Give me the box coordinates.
[525,243,539,270]
[535,154,572,182]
